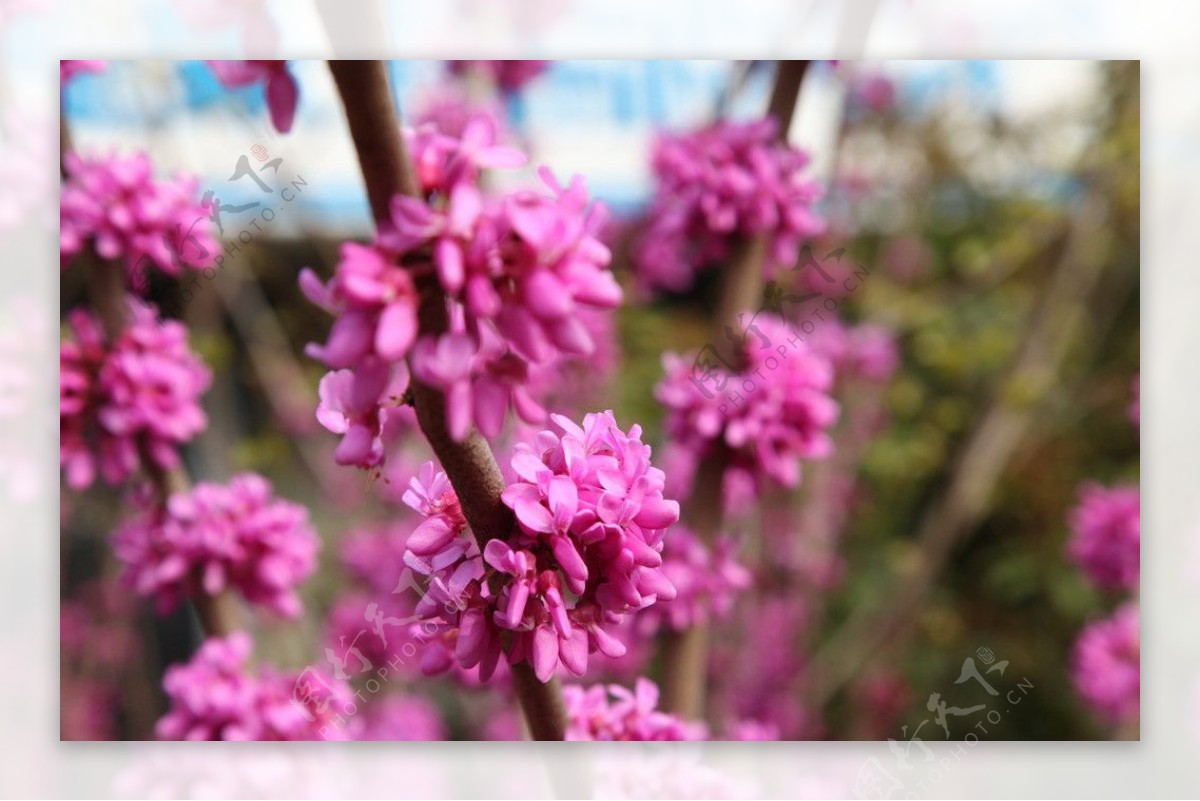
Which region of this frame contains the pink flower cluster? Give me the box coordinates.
[60,151,218,282]
[634,118,825,293]
[645,525,751,631]
[447,60,550,93]
[401,411,680,683]
[657,313,839,510]
[113,472,318,617]
[303,115,622,454]
[60,299,211,489]
[206,60,299,133]
[1066,482,1140,591]
[157,632,355,740]
[61,60,107,86]
[563,678,706,741]
[1071,603,1139,725]
[808,320,900,383]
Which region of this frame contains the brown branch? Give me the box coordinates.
[659,60,810,719]
[804,197,1112,710]
[77,249,237,637]
[327,58,567,741]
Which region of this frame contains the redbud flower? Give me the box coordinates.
[563,677,707,740]
[60,151,219,283]
[447,60,550,93]
[61,60,107,86]
[113,472,318,617]
[635,118,825,293]
[206,60,299,133]
[1071,603,1139,725]
[157,632,355,740]
[644,526,751,631]
[359,694,447,741]
[60,299,211,490]
[657,313,838,510]
[401,411,679,683]
[305,115,622,449]
[1067,482,1140,591]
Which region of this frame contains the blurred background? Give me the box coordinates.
[58,58,1139,742]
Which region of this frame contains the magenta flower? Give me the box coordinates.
[60,151,219,283]
[358,695,447,741]
[60,60,107,87]
[113,472,318,617]
[60,299,211,490]
[563,677,707,741]
[634,118,825,293]
[305,115,621,449]
[206,60,299,133]
[157,632,356,740]
[657,313,839,510]
[315,358,413,468]
[399,411,680,683]
[1067,482,1140,591]
[1071,603,1139,725]
[447,60,550,93]
[643,525,751,631]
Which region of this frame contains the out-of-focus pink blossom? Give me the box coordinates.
[61,60,107,86]
[1066,482,1140,591]
[206,60,298,133]
[60,151,219,283]
[60,299,211,490]
[1071,603,1139,725]
[157,632,356,740]
[563,677,706,741]
[642,525,751,631]
[657,313,839,511]
[401,411,680,683]
[634,118,825,293]
[358,694,446,741]
[447,60,550,93]
[113,473,318,617]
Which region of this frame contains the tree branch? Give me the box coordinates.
[327,58,567,740]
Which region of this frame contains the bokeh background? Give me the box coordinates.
[58,56,1138,744]
[3,0,1195,797]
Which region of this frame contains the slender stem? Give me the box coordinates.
[659,61,810,719]
[77,249,237,636]
[327,58,567,740]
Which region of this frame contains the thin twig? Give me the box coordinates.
[659,60,810,718]
[327,58,567,740]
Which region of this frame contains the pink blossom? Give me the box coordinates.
[60,299,211,490]
[1066,482,1140,591]
[305,117,621,448]
[414,84,510,141]
[563,678,707,741]
[60,151,219,282]
[206,60,298,133]
[358,695,447,741]
[400,411,679,683]
[1071,603,1139,725]
[157,632,356,740]
[315,359,413,468]
[113,473,318,617]
[447,60,550,93]
[634,118,825,293]
[657,313,839,510]
[60,60,107,86]
[642,526,751,631]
